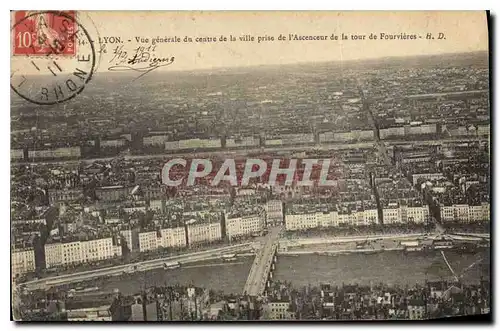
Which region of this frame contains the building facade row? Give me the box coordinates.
[440,203,490,223]
[44,237,121,268]
[138,227,187,252]
[285,205,430,231]
[165,138,222,151]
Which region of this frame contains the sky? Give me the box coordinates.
[11,11,489,74]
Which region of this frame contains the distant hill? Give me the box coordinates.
[163,51,488,80]
[337,51,489,70]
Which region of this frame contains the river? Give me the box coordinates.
[94,250,490,296]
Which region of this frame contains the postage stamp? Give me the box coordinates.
[12,11,77,57]
[10,10,96,105]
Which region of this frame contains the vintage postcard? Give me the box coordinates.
[10,11,490,321]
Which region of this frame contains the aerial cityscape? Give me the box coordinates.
[11,50,490,321]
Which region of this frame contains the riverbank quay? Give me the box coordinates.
[19,243,253,291]
[18,232,489,291]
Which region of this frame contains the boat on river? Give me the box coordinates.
[164,262,181,270]
[433,239,454,250]
[222,254,237,262]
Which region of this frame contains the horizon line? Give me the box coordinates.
[15,49,489,79]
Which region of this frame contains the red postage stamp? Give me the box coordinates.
[12,11,77,56]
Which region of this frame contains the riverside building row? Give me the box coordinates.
[284,203,431,231]
[10,199,279,277]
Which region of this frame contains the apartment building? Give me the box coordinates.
[225,213,265,239]
[138,226,187,252]
[440,203,490,223]
[44,237,121,268]
[186,220,222,246]
[11,247,36,277]
[265,200,283,226]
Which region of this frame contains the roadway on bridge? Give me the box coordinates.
[243,226,282,297]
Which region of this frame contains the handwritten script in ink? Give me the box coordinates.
[108,45,175,80]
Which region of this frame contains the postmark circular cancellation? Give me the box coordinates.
[11,11,96,105]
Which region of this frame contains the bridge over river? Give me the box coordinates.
[242,227,282,297]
